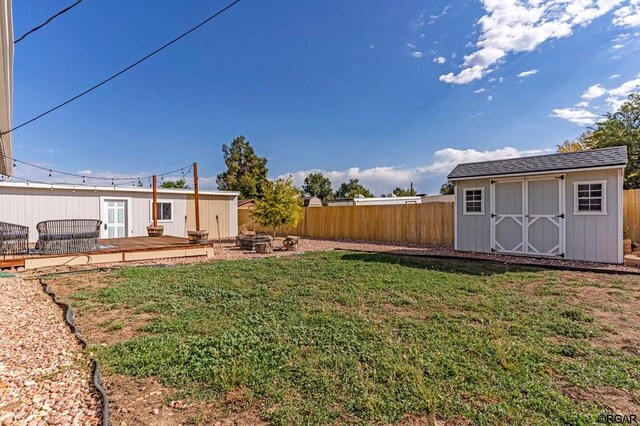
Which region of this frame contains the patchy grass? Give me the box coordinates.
[61,252,640,425]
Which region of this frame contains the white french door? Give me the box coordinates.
[102,199,128,239]
[491,176,565,257]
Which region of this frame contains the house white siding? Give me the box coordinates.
[0,183,238,242]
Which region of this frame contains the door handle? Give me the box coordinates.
[104,223,107,230]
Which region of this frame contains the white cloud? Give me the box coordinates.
[474,88,486,93]
[411,51,424,58]
[551,108,598,125]
[282,147,549,195]
[406,42,416,49]
[613,0,640,27]
[438,0,624,84]
[77,169,93,175]
[487,95,494,101]
[609,73,621,79]
[517,69,538,77]
[581,83,607,99]
[433,56,447,64]
[553,72,640,125]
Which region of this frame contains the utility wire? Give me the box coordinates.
[14,0,85,44]
[3,0,242,135]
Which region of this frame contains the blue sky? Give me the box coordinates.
[10,0,640,194]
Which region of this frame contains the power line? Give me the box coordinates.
[14,0,85,44]
[3,0,243,135]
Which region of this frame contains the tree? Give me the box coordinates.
[334,179,373,198]
[556,138,588,153]
[392,187,417,196]
[302,173,333,201]
[440,181,454,195]
[216,136,269,199]
[160,178,190,189]
[251,176,303,237]
[568,93,640,188]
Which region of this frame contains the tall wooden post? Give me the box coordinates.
[193,162,200,231]
[152,175,158,227]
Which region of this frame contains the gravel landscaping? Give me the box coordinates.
[0,277,101,425]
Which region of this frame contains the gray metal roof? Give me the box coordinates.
[447,146,628,179]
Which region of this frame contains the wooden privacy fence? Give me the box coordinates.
[238,202,455,246]
[624,189,640,243]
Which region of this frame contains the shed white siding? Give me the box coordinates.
[454,178,491,253]
[453,168,624,264]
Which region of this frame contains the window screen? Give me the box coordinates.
[577,183,603,212]
[156,202,173,221]
[465,189,483,213]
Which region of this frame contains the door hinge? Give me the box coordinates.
[491,248,496,252]
[491,213,496,218]
[556,213,565,219]
[491,180,496,184]
[557,175,565,180]
[559,253,565,258]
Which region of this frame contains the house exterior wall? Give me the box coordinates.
[454,168,623,264]
[186,193,238,238]
[0,185,238,242]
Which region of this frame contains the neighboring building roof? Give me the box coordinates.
[421,194,454,203]
[0,0,13,176]
[0,181,240,196]
[302,196,322,207]
[448,146,628,180]
[237,199,255,208]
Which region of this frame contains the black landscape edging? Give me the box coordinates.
[333,248,640,276]
[39,279,110,426]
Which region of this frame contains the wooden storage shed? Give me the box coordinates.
[448,146,628,264]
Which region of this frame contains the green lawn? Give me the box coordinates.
[64,251,640,424]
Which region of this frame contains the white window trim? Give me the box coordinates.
[149,200,174,223]
[463,187,485,215]
[573,180,607,216]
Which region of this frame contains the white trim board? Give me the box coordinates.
[448,165,625,181]
[572,180,607,216]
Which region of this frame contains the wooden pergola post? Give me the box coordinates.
[193,162,200,231]
[152,175,158,227]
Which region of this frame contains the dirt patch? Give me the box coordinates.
[564,386,640,415]
[107,375,265,426]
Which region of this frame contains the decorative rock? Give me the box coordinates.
[283,236,300,251]
[255,241,273,254]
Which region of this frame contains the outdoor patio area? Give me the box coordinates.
[0,235,215,270]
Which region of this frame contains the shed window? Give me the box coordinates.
[151,202,173,222]
[574,181,606,215]
[464,188,484,215]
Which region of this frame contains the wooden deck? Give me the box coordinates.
[1,236,215,270]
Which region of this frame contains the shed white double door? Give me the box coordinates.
[490,176,565,257]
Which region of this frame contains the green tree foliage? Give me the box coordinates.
[573,93,639,189]
[392,187,417,196]
[440,181,454,195]
[160,178,190,189]
[302,173,334,201]
[216,136,269,199]
[251,176,304,237]
[334,179,373,198]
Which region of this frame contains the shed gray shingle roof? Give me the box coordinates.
[447,146,628,179]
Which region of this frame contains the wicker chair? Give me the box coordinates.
[36,219,102,255]
[0,222,29,255]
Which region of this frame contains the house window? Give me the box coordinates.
[151,202,173,222]
[464,188,484,215]
[574,181,606,215]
